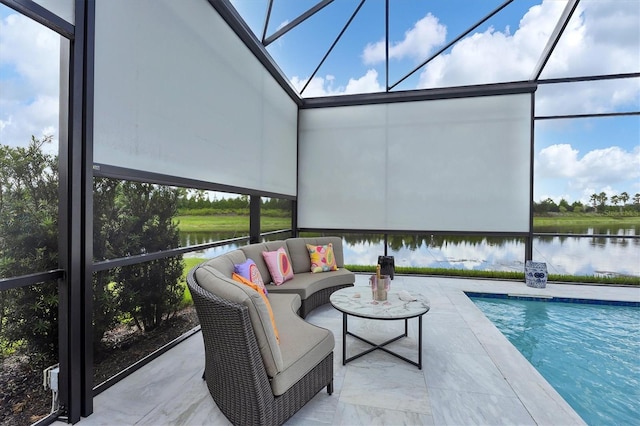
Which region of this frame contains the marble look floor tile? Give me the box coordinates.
[424,351,514,397]
[340,361,430,414]
[333,402,435,426]
[286,391,340,425]
[62,276,625,426]
[428,388,535,426]
[138,380,230,426]
[423,310,468,328]
[424,324,486,355]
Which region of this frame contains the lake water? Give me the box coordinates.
[181,225,640,278]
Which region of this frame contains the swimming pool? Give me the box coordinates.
[469,294,640,426]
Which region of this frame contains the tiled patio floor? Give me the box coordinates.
[64,275,639,425]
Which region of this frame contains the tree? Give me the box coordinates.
[590,193,598,211]
[112,183,184,332]
[0,136,59,364]
[92,178,124,346]
[596,192,608,213]
[619,192,629,209]
[611,195,620,213]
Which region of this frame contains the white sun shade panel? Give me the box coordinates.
[33,0,74,24]
[93,0,297,196]
[298,93,532,233]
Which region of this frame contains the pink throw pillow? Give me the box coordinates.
[262,247,294,285]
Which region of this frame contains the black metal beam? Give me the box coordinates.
[530,0,581,81]
[81,0,95,417]
[526,93,535,262]
[207,0,302,104]
[92,163,296,201]
[263,0,334,46]
[250,195,261,244]
[538,72,640,85]
[302,80,537,109]
[300,0,367,95]
[536,111,639,120]
[260,0,274,44]
[0,270,64,291]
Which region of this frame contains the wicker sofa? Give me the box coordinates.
[187,236,355,425]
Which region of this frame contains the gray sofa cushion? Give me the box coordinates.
[203,248,247,277]
[268,293,334,396]
[194,264,284,377]
[266,268,355,300]
[286,237,345,273]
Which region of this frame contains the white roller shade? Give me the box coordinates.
[93,0,297,196]
[298,94,532,233]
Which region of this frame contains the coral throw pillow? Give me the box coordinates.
[231,273,279,343]
[306,243,338,273]
[234,259,267,295]
[262,247,294,285]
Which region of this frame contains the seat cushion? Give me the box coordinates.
[266,269,355,300]
[268,293,334,396]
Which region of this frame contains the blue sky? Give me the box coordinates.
[1,0,638,204]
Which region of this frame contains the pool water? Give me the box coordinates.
[470,296,640,426]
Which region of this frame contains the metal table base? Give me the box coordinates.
[342,313,423,369]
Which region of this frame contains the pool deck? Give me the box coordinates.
[67,276,639,425]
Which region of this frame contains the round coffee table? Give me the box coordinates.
[330,286,430,369]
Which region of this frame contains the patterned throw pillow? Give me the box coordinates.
[261,247,294,285]
[234,259,267,295]
[231,273,279,343]
[306,243,338,273]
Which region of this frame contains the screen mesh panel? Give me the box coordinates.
[298,93,532,232]
[93,0,297,196]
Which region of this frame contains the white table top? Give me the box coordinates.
[330,286,430,320]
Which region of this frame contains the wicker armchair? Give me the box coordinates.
[187,270,333,426]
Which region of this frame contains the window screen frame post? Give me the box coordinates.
[250,195,261,244]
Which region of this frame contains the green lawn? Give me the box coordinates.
[174,215,290,233]
[533,215,640,227]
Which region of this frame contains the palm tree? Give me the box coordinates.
[590,193,598,211]
[597,192,608,212]
[620,191,630,208]
[611,195,620,214]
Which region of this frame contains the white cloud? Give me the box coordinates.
[0,11,60,149]
[543,0,640,77]
[536,143,640,201]
[415,0,639,114]
[418,0,566,88]
[362,13,446,65]
[291,69,383,97]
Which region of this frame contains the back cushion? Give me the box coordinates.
[194,264,284,377]
[203,249,247,277]
[286,237,345,274]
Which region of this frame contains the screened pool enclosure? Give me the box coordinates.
[1,0,638,423]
